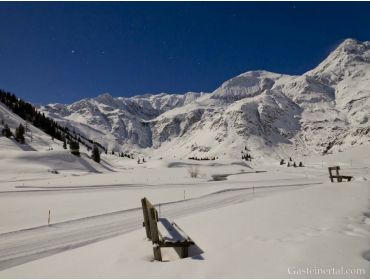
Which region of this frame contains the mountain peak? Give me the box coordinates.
[306,38,370,84]
[338,38,361,47]
[96,92,114,100]
[94,93,116,105]
[334,38,369,54]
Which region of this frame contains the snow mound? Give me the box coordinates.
[0,150,110,177]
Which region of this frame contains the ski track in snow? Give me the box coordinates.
[0,176,313,195]
[0,181,321,271]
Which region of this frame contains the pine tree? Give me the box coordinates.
[69,140,80,156]
[63,137,67,149]
[280,159,285,165]
[91,146,100,163]
[2,124,12,138]
[299,161,303,167]
[15,124,25,143]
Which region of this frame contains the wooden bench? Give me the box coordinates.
[328,166,353,182]
[141,197,194,261]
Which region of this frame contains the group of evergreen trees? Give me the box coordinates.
[119,152,134,159]
[1,123,12,138]
[188,156,216,161]
[1,120,26,144]
[241,153,252,161]
[280,157,303,167]
[241,146,252,161]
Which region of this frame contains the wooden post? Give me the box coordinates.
[141,198,151,239]
[335,166,340,182]
[328,167,334,182]
[149,207,162,261]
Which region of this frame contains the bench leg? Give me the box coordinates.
[181,247,189,258]
[153,244,162,261]
[174,246,189,258]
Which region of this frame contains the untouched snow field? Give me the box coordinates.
[0,143,369,278]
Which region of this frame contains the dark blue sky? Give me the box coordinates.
[1,2,370,104]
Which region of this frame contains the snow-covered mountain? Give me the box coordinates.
[39,39,370,159]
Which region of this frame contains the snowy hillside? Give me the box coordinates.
[0,102,111,178]
[39,39,370,159]
[0,102,59,152]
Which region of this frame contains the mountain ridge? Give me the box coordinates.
[39,38,370,159]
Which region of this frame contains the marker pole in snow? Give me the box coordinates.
[48,210,51,226]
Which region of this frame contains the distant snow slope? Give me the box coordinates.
[39,39,370,159]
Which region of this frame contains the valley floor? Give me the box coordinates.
[0,145,369,278]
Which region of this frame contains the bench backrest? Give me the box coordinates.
[328,166,340,180]
[141,197,160,242]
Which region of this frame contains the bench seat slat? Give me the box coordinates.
[159,240,194,247]
[158,218,192,243]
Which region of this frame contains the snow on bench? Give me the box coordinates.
[141,197,194,261]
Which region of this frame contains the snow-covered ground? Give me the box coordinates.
[0,140,369,278]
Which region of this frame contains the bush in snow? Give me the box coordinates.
[188,166,200,178]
